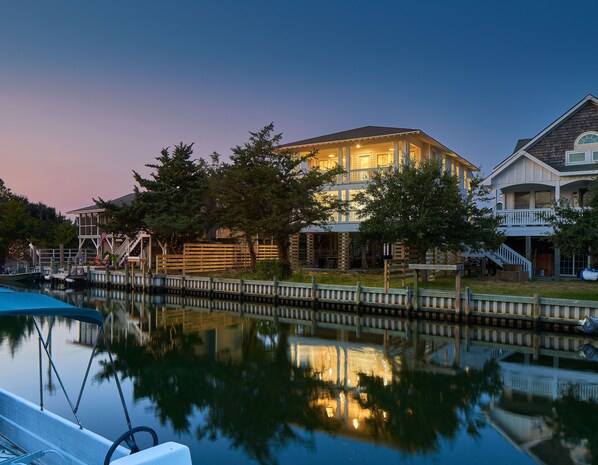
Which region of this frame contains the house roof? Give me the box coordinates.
[66,193,135,215]
[488,94,598,181]
[279,126,418,148]
[280,125,478,171]
[512,138,532,154]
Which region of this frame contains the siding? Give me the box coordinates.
[492,156,558,187]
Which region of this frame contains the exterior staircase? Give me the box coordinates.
[464,243,532,279]
[115,233,147,267]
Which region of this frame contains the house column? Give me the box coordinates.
[289,233,300,270]
[525,236,532,261]
[306,233,315,267]
[345,147,351,181]
[554,247,561,280]
[401,137,410,166]
[393,141,399,168]
[338,232,350,271]
[555,182,561,203]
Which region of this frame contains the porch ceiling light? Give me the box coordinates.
[356,144,361,148]
[329,153,335,157]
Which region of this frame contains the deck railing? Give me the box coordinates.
[495,208,553,227]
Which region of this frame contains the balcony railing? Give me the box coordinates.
[336,167,389,184]
[495,208,553,227]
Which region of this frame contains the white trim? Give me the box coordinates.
[484,150,559,185]
[566,150,589,165]
[575,131,598,148]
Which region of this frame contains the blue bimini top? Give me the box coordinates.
[0,288,104,326]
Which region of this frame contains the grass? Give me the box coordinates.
[201,269,598,300]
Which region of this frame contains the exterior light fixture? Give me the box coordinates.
[329,153,335,158]
[356,144,361,148]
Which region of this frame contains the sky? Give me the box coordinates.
[1,0,597,214]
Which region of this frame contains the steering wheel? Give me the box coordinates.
[104,426,159,465]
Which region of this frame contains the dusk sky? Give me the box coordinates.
[1,0,597,214]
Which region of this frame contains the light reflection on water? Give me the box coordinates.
[1,286,597,465]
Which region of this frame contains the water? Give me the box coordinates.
[1,286,597,465]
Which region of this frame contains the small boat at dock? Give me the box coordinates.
[0,288,192,465]
[0,271,41,283]
[577,315,598,335]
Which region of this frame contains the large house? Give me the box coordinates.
[485,94,598,278]
[280,126,478,270]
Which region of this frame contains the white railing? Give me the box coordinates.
[495,208,553,227]
[117,233,146,267]
[494,243,532,279]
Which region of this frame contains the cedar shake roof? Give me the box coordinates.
[66,193,135,215]
[279,126,418,148]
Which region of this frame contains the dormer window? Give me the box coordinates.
[566,132,598,166]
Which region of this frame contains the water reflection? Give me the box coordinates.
[4,286,598,465]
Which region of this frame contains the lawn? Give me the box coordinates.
[206,269,598,301]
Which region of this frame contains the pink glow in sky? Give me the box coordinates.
[1,1,598,215]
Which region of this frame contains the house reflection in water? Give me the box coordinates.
[72,289,598,464]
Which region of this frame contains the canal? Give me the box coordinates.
[1,286,597,465]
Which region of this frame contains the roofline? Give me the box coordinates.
[492,94,598,172]
[281,129,422,149]
[484,151,560,185]
[66,206,103,215]
[281,129,478,171]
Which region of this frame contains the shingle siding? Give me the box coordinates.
[526,101,598,170]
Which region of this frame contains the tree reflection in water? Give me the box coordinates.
[96,316,504,464]
[356,359,502,454]
[0,316,35,355]
[549,386,598,464]
[96,320,340,465]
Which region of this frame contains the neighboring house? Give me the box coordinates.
[280,126,478,270]
[66,193,153,266]
[485,94,598,278]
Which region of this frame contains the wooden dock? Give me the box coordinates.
[82,269,598,330]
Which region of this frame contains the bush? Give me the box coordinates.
[254,260,285,280]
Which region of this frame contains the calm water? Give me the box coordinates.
[1,286,598,465]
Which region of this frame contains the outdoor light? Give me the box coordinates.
[356,144,361,148]
[353,419,359,429]
[329,153,335,157]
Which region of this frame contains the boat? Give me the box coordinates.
[0,288,192,465]
[577,315,598,334]
[0,271,41,283]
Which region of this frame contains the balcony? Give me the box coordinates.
[337,167,389,184]
[495,208,553,227]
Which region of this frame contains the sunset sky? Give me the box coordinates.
[1,0,597,214]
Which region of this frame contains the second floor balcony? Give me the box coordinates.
[495,208,554,228]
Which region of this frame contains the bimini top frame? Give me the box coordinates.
[0,288,133,433]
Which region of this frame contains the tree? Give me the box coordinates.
[212,124,347,276]
[353,160,504,273]
[549,180,598,264]
[97,143,213,254]
[0,178,77,264]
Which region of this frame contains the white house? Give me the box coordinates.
[485,94,598,278]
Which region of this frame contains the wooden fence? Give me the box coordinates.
[156,243,279,274]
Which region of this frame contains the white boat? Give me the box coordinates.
[0,288,192,465]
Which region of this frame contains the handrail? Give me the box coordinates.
[494,243,532,279]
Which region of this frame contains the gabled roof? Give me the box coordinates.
[279,126,418,148]
[66,193,135,215]
[489,94,598,179]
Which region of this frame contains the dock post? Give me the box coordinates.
[355,280,362,312]
[532,293,540,329]
[86,265,91,284]
[311,276,317,307]
[455,269,462,316]
[406,286,413,318]
[105,267,111,289]
[124,264,130,290]
[413,270,419,311]
[208,276,214,298]
[59,244,64,268]
[464,287,471,322]
[239,279,244,301]
[180,275,186,294]
[273,277,279,304]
